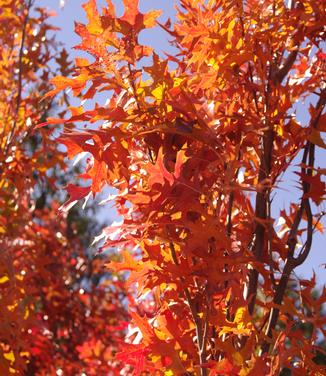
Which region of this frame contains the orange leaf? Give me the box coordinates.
[59,184,91,212]
[107,251,140,272]
[308,128,326,149]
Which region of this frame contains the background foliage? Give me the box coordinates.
[0,1,128,374]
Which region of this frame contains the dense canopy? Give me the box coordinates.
[1,0,325,375]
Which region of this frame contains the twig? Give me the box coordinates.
[219,153,241,358]
[267,194,276,289]
[169,241,208,376]
[4,0,33,156]
[261,93,325,353]
[244,6,307,318]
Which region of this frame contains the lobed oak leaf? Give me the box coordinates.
[59,184,91,212]
[58,132,93,159]
[121,0,140,26]
[107,251,140,272]
[45,76,87,97]
[116,344,148,375]
[85,159,108,193]
[119,0,161,34]
[143,10,162,28]
[83,0,103,35]
[297,172,325,205]
[147,148,174,188]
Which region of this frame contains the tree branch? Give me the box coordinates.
[247,124,274,314]
[261,93,325,353]
[272,49,299,84]
[4,0,33,156]
[169,241,208,376]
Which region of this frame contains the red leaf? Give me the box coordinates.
[59,184,91,212]
[147,148,174,188]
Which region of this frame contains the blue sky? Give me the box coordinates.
[38,0,325,285]
[39,0,178,56]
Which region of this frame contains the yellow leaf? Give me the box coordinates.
[136,86,144,95]
[160,282,167,291]
[236,38,243,49]
[151,354,161,363]
[173,77,183,87]
[227,19,236,43]
[24,307,30,320]
[121,140,129,149]
[4,351,15,363]
[0,275,9,284]
[171,211,182,220]
[275,124,283,137]
[83,0,103,35]
[234,307,252,330]
[7,304,18,312]
[303,2,313,14]
[151,84,165,101]
[143,10,162,28]
[179,351,187,361]
[154,328,167,341]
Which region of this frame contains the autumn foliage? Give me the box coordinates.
[1,0,326,375]
[0,1,127,374]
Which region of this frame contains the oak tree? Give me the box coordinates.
[45,0,325,374]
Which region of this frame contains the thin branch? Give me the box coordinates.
[261,93,325,354]
[236,5,260,116]
[127,62,141,112]
[272,49,299,84]
[219,154,241,358]
[169,241,207,376]
[247,124,274,315]
[267,194,276,289]
[4,0,33,156]
[201,303,210,355]
[245,24,306,316]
